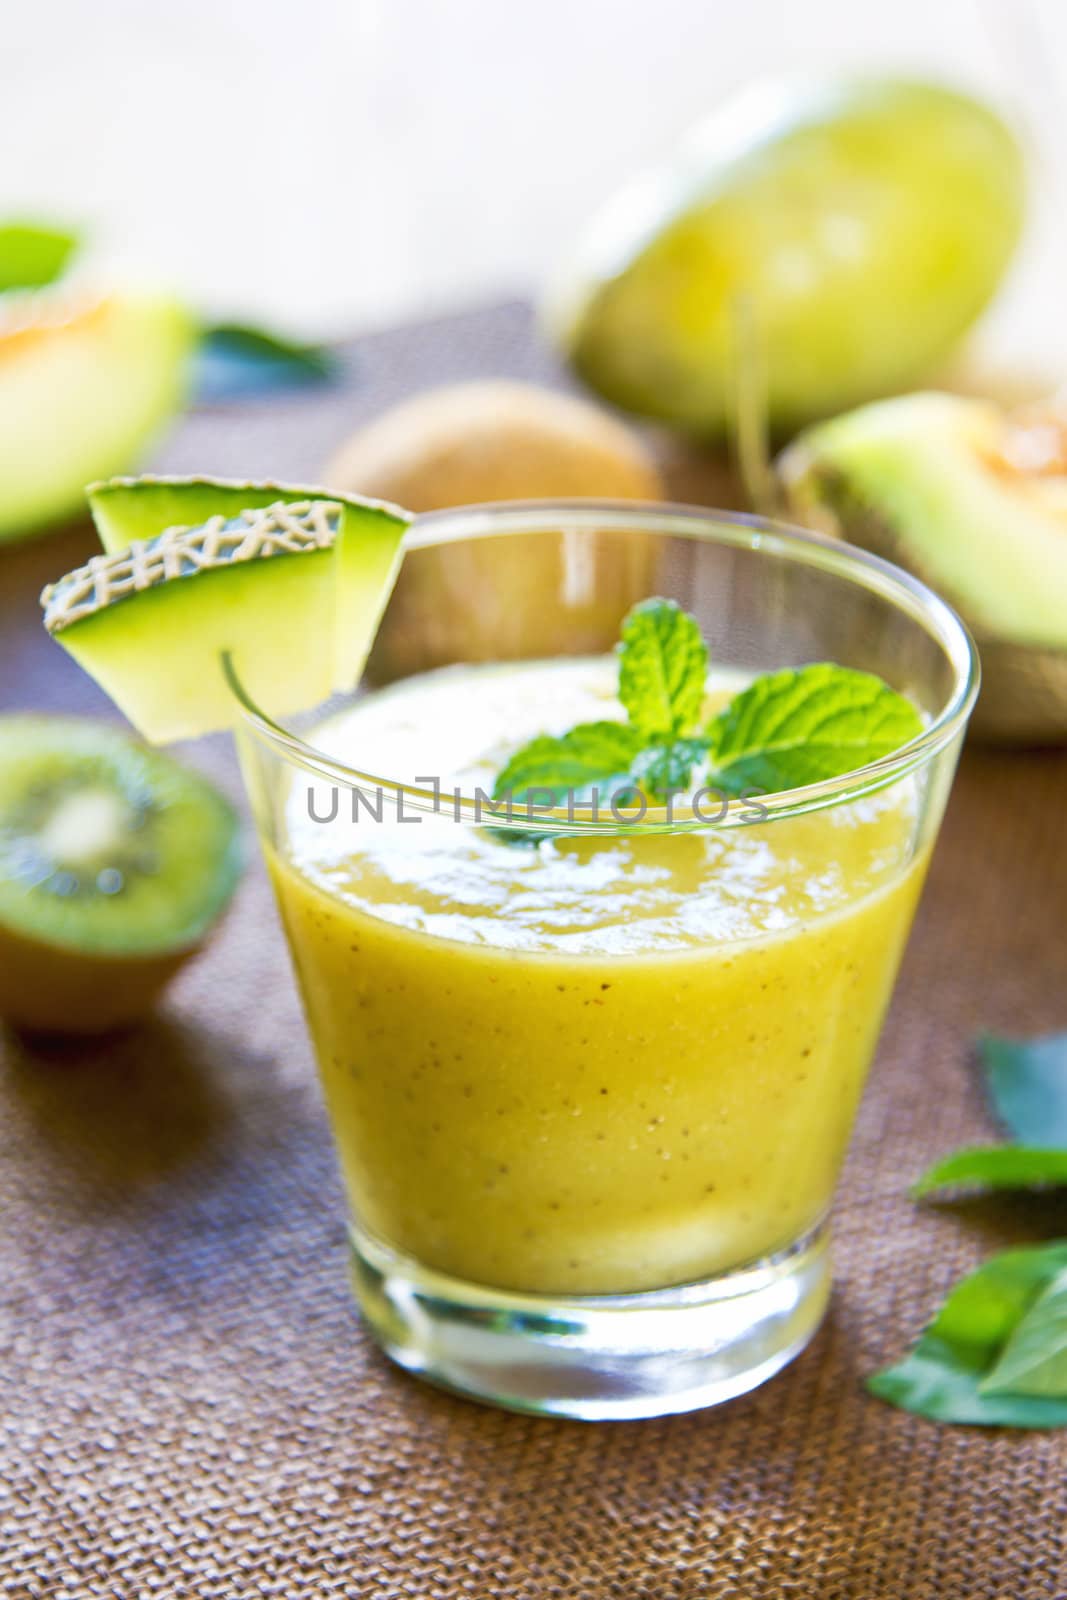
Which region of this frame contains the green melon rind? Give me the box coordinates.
[0,716,242,956]
[87,475,409,691]
[53,547,338,744]
[779,392,1067,651]
[331,498,408,688]
[0,294,196,542]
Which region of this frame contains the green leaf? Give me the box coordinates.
[981,1267,1067,1397]
[867,1243,1067,1426]
[0,222,79,292]
[913,1145,1067,1199]
[618,598,708,740]
[630,737,711,801]
[195,322,339,401]
[707,663,924,797]
[979,1031,1067,1146]
[492,720,642,805]
[491,602,925,828]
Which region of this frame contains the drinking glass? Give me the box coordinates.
[231,503,978,1420]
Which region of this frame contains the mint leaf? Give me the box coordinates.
[979,1032,1067,1146]
[0,221,78,292]
[981,1267,1067,1397]
[492,605,924,828]
[913,1036,1067,1199]
[196,322,339,401]
[867,1242,1067,1427]
[913,1146,1067,1200]
[630,738,710,801]
[493,721,642,805]
[707,663,923,796]
[618,598,708,740]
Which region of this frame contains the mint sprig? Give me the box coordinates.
[982,1266,1067,1398]
[913,1145,1067,1200]
[706,663,925,797]
[494,721,641,805]
[868,1244,1067,1427]
[0,221,79,292]
[980,1031,1067,1147]
[619,598,708,739]
[873,1030,1067,1429]
[910,1033,1067,1203]
[630,738,712,799]
[195,322,340,401]
[492,597,923,811]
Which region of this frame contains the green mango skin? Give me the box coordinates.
[556,79,1025,435]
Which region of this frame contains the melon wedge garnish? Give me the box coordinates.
[87,475,409,692]
[41,478,409,743]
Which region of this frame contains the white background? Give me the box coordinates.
[2,0,1065,376]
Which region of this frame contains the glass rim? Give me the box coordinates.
[226,499,980,835]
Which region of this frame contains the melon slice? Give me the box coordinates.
[779,393,1067,650]
[88,474,408,691]
[42,484,409,743]
[0,291,195,541]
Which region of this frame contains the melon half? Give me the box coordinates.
[0,291,195,542]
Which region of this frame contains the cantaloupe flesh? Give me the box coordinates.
[0,293,195,541]
[785,394,1067,650]
[88,476,408,692]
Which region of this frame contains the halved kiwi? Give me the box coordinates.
[0,715,242,1033]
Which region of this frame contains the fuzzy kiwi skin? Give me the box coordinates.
[324,381,664,680]
[323,381,664,511]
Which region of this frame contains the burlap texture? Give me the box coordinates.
[2,303,1067,1598]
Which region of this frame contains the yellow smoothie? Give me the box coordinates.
[268,658,927,1296]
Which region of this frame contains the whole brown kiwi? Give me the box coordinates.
[322,381,665,680]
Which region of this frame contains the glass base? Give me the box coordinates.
[348,1219,831,1421]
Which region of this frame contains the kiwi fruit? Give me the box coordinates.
[323,381,664,509]
[0,716,242,1033]
[323,381,664,680]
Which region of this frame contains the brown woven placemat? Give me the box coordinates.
[3,302,1067,1599]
